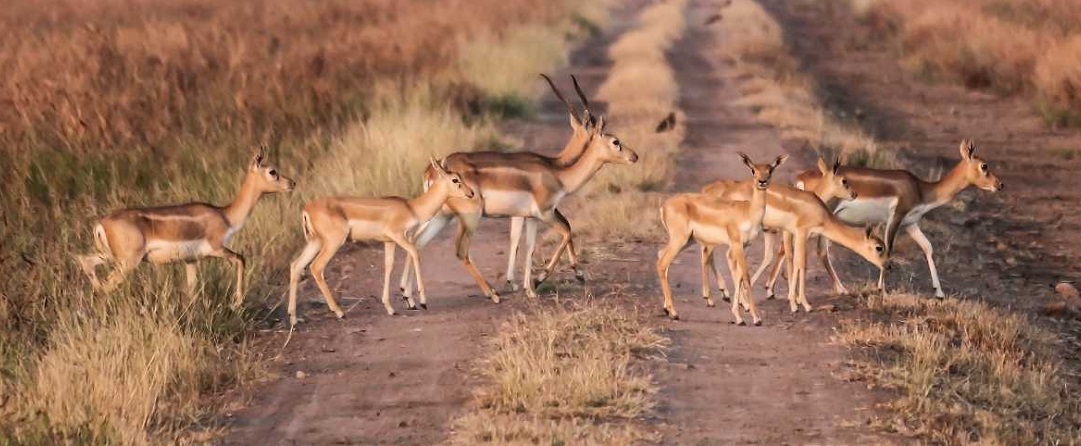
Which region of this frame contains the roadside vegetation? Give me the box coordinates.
[852,0,1081,127]
[716,0,887,166]
[837,293,1081,444]
[0,0,605,443]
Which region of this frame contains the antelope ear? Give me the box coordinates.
[429,156,448,176]
[251,145,267,170]
[738,152,753,168]
[832,159,841,174]
[594,114,606,133]
[865,226,875,238]
[771,154,789,169]
[959,139,976,160]
[816,158,830,175]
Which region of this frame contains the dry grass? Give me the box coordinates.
[836,293,1081,444]
[0,0,600,443]
[858,0,1081,126]
[451,301,667,445]
[570,0,687,242]
[718,0,887,166]
[306,94,500,201]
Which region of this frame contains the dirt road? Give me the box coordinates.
[224,0,901,444]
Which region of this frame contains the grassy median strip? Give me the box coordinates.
[452,302,667,445]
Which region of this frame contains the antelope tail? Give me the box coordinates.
[301,211,315,240]
[92,224,112,258]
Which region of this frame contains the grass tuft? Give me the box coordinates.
[451,302,667,445]
[837,293,1081,444]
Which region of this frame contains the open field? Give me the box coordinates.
[6,0,1081,444]
[0,0,606,443]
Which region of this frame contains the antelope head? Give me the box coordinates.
[249,146,296,194]
[816,158,856,200]
[739,152,787,190]
[958,139,1004,192]
[429,157,475,199]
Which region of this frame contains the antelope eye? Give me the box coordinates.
[980,163,988,172]
[452,178,460,184]
[875,245,884,253]
[841,179,848,186]
[268,169,278,178]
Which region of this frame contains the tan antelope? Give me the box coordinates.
[75,148,295,306]
[420,74,597,294]
[700,160,887,312]
[701,158,857,301]
[775,139,1003,297]
[287,159,474,326]
[657,153,786,325]
[399,109,638,301]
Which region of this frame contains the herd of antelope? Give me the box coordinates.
[75,74,1003,328]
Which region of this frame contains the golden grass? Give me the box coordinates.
[859,0,1081,126]
[836,293,1081,444]
[451,302,667,445]
[718,0,887,166]
[459,25,572,100]
[306,95,499,201]
[570,0,687,242]
[0,0,601,443]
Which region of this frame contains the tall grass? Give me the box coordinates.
[0,0,601,443]
[718,0,886,166]
[857,0,1081,126]
[837,293,1081,444]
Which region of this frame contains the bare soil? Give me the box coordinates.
[758,0,1081,351]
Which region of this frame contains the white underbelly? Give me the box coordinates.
[690,223,734,246]
[834,197,895,226]
[482,190,540,218]
[145,240,214,264]
[348,219,390,241]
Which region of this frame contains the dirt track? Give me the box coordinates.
[219,1,975,444]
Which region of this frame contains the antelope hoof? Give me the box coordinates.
[704,297,715,308]
[420,303,428,310]
[490,293,501,304]
[753,319,762,326]
[834,286,849,295]
[505,280,520,292]
[765,291,776,300]
[736,320,746,326]
[790,305,799,313]
[407,304,418,311]
[289,316,299,327]
[385,309,396,316]
[721,293,731,303]
[575,270,586,284]
[934,289,945,299]
[670,313,680,321]
[333,309,345,319]
[802,304,813,313]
